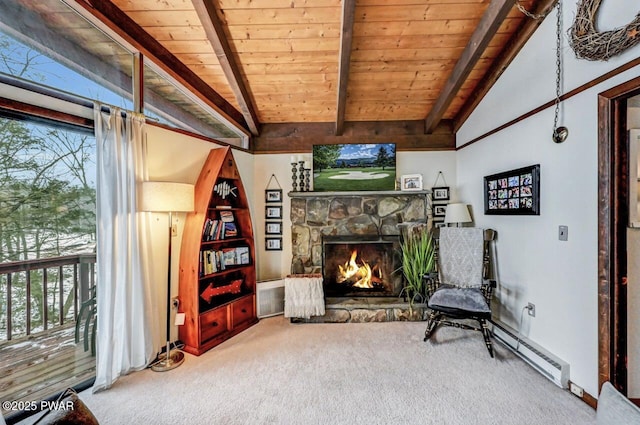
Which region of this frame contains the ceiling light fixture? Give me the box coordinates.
[517,0,568,144]
[551,0,568,144]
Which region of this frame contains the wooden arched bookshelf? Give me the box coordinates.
[178,146,257,355]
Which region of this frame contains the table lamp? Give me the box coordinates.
[444,203,472,227]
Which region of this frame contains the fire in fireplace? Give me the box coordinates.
[322,235,402,297]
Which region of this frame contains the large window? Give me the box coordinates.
[0,117,96,335]
[0,0,246,146]
[0,0,247,418]
[144,63,243,143]
[0,27,133,109]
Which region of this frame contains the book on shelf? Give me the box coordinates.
[202,211,239,241]
[199,246,251,276]
[235,246,250,265]
[223,248,237,266]
[202,218,220,241]
[220,210,235,222]
[223,222,238,238]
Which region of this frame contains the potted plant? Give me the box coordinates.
[398,226,435,309]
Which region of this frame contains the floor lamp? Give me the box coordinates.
[141,181,194,372]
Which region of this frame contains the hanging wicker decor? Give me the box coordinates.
[568,0,640,61]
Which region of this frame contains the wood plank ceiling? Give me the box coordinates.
[30,0,560,151]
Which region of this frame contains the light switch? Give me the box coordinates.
[559,225,568,241]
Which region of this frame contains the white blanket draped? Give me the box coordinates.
[284,275,325,319]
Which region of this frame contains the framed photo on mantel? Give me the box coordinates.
[484,164,540,215]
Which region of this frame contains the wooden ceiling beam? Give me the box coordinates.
[72,0,249,135]
[424,0,516,134]
[252,120,455,154]
[191,0,260,136]
[335,0,356,136]
[453,0,558,132]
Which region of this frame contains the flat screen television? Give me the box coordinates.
[312,143,396,191]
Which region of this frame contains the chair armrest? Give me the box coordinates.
[483,279,496,288]
[481,279,497,305]
[424,272,440,299]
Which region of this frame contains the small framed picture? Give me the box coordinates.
[265,205,282,219]
[433,204,447,217]
[265,237,282,251]
[265,221,282,235]
[265,189,282,203]
[432,186,450,201]
[401,174,423,191]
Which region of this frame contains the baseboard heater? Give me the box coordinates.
[491,320,569,389]
[256,279,285,318]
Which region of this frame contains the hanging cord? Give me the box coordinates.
[518,0,567,142]
[266,173,282,190]
[552,1,564,136]
[515,304,530,352]
[432,171,447,187]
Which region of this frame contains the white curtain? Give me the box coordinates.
[93,105,159,392]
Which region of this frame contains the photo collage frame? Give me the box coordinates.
[484,164,540,215]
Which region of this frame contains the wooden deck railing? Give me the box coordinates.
[0,254,96,341]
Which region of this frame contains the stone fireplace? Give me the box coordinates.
[290,190,429,285]
[289,190,431,322]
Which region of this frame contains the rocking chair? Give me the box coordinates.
[423,227,497,357]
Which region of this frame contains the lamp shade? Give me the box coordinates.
[140,181,194,212]
[444,203,472,224]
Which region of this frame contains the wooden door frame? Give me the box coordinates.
[598,75,640,393]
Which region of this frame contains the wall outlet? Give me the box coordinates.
[570,382,584,398]
[527,302,535,317]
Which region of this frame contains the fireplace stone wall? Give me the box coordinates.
[289,191,430,275]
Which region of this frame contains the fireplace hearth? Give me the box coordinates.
[322,235,402,297]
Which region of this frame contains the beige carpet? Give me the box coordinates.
[77,316,596,424]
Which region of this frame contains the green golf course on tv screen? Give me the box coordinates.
[312,143,396,191]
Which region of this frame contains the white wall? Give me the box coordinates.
[252,151,457,280]
[144,126,255,344]
[457,3,640,397]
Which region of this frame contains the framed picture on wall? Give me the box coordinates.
[265,205,282,219]
[433,204,447,217]
[265,221,282,235]
[265,189,282,203]
[432,187,450,201]
[484,164,540,215]
[265,237,282,251]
